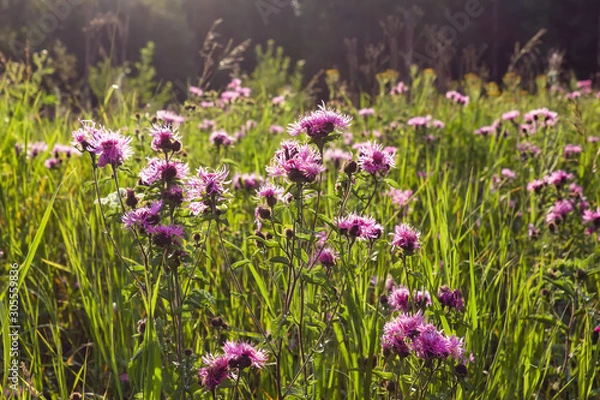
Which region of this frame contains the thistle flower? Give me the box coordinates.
[222,341,267,370]
[358,108,375,117]
[381,312,425,357]
[52,144,79,158]
[199,119,216,131]
[256,182,285,207]
[189,86,203,96]
[122,201,162,232]
[502,110,520,121]
[412,324,451,360]
[388,285,410,312]
[323,148,352,167]
[156,110,185,126]
[501,168,516,180]
[356,141,396,176]
[390,82,407,95]
[317,247,338,268]
[148,224,184,247]
[335,213,383,241]
[407,115,432,128]
[546,199,574,225]
[225,173,257,192]
[266,140,325,184]
[445,91,469,105]
[527,179,546,193]
[413,289,432,308]
[88,128,133,168]
[517,142,541,158]
[545,170,574,187]
[437,286,464,311]
[269,125,285,135]
[288,103,352,139]
[187,166,230,214]
[583,207,600,235]
[563,144,582,158]
[150,125,181,152]
[390,223,421,255]
[272,95,285,105]
[209,130,235,148]
[44,157,62,169]
[386,189,414,209]
[588,136,599,143]
[432,120,445,129]
[139,158,190,185]
[198,355,231,390]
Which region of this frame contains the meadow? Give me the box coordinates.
[1,56,600,399]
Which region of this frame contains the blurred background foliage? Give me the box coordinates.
[1,0,599,108]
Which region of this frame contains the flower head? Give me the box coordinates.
[139,158,190,185]
[335,213,383,241]
[288,103,352,139]
[390,223,421,255]
[437,286,464,311]
[156,110,185,126]
[149,125,181,152]
[209,130,235,148]
[148,224,184,247]
[88,128,133,168]
[407,115,432,128]
[187,166,230,213]
[356,141,396,176]
[266,140,325,184]
[122,201,162,232]
[222,341,267,370]
[358,108,375,117]
[386,189,414,209]
[198,355,231,390]
[564,144,582,158]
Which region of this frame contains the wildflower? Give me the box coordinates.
[199,119,216,131]
[150,125,181,152]
[266,140,325,184]
[187,166,230,213]
[356,141,396,176]
[88,128,133,168]
[588,136,599,143]
[209,130,235,148]
[474,120,500,136]
[272,95,285,105]
[432,120,445,129]
[323,148,352,167]
[563,144,582,158]
[123,202,162,232]
[256,183,285,207]
[156,110,185,126]
[139,158,189,185]
[517,142,541,158]
[148,224,184,247]
[317,247,338,268]
[566,91,581,100]
[437,286,464,310]
[413,289,432,308]
[232,173,263,191]
[546,199,574,225]
[528,223,540,239]
[445,91,469,105]
[390,223,421,255]
[412,324,450,360]
[222,341,267,370]
[335,213,383,241]
[545,170,574,187]
[527,179,546,193]
[388,286,410,312]
[577,80,592,94]
[358,108,375,117]
[189,86,203,96]
[198,355,231,390]
[502,110,520,121]
[390,82,407,95]
[583,207,600,235]
[51,144,79,158]
[44,157,62,169]
[200,101,215,108]
[288,103,352,140]
[386,189,414,209]
[407,115,432,128]
[381,312,426,357]
[269,125,285,135]
[501,168,516,180]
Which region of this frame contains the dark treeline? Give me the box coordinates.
[2,0,599,91]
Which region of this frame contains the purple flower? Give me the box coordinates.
[390,82,407,95]
[317,247,338,268]
[527,179,546,193]
[209,130,235,148]
[288,103,352,139]
[502,110,520,121]
[412,324,451,360]
[44,157,62,169]
[583,207,600,235]
[222,341,268,370]
[88,128,133,168]
[198,355,231,390]
[148,224,184,247]
[156,110,185,126]
[388,285,410,312]
[386,189,414,209]
[269,125,285,135]
[545,170,574,187]
[501,168,516,180]
[588,136,599,143]
[517,142,541,158]
[139,158,190,185]
[356,141,396,176]
[437,286,464,311]
[524,108,558,127]
[335,213,383,241]
[199,119,216,131]
[563,144,582,158]
[546,199,574,225]
[266,140,325,184]
[232,173,263,191]
[122,201,162,232]
[390,223,421,255]
[187,166,230,214]
[358,108,375,117]
[407,115,432,128]
[51,144,79,158]
[413,289,432,308]
[432,120,445,129]
[323,148,352,166]
[445,91,469,105]
[474,120,500,136]
[189,86,203,96]
[150,125,181,152]
[381,312,425,357]
[272,95,285,105]
[566,91,581,100]
[256,182,285,206]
